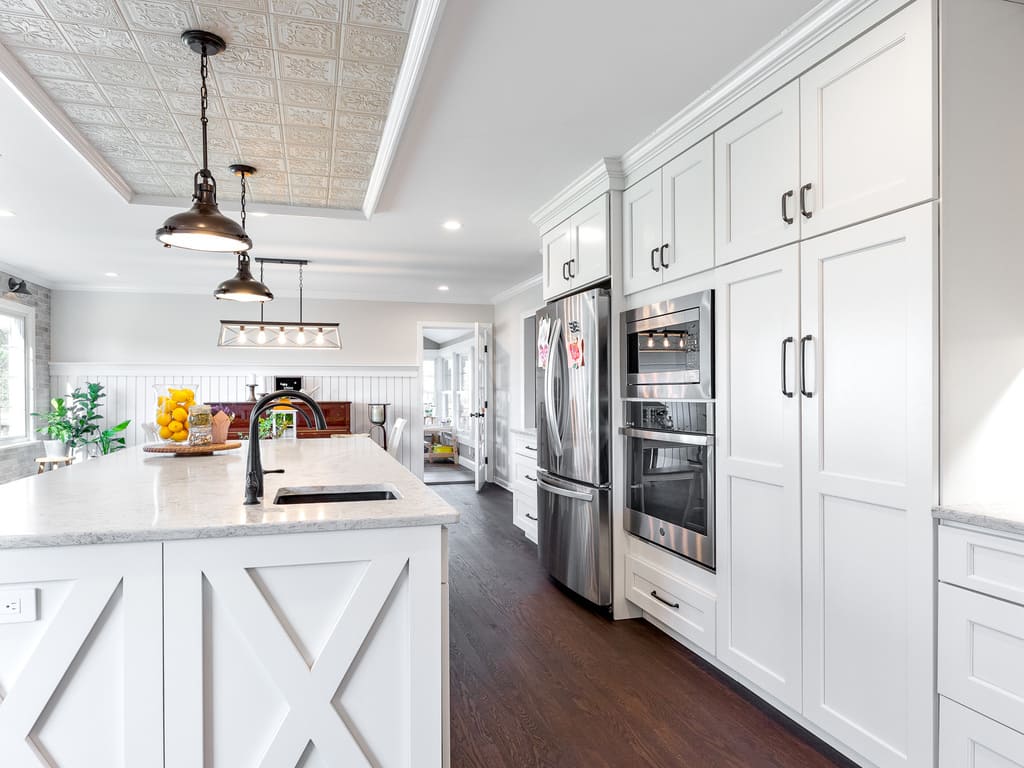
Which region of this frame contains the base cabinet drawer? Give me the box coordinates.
[511,432,538,459]
[625,554,716,654]
[940,697,1024,768]
[511,453,538,496]
[939,524,1024,607]
[513,493,538,543]
[939,582,1024,733]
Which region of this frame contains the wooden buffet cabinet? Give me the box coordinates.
[207,400,352,439]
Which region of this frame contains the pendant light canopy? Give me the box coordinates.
[155,31,251,253]
[218,259,341,349]
[214,165,273,303]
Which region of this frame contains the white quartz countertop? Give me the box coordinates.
[0,436,459,549]
[933,503,1024,536]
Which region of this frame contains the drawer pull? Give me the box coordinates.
[650,590,679,609]
[525,513,538,521]
[524,445,536,451]
[525,474,537,482]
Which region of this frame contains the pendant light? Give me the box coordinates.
[214,165,274,302]
[218,259,341,349]
[155,31,251,253]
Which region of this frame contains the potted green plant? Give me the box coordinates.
[65,383,131,459]
[31,397,73,457]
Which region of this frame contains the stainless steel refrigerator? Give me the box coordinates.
[535,287,612,606]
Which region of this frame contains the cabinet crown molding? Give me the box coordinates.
[529,157,624,235]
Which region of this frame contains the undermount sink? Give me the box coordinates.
[273,484,401,505]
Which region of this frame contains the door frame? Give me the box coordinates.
[416,321,493,484]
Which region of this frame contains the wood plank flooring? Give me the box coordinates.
[440,483,859,768]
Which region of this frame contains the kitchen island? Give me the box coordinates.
[0,436,457,768]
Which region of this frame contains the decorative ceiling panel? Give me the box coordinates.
[0,0,419,210]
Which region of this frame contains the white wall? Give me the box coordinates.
[491,279,543,486]
[939,0,1024,505]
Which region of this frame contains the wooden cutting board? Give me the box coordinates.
[143,442,241,457]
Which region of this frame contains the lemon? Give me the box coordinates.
[168,420,183,433]
[171,430,188,442]
[159,425,172,440]
[172,407,188,423]
[156,413,171,427]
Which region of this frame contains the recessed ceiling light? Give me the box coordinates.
[437,285,449,291]
[0,210,15,217]
[104,272,119,278]
[442,220,461,231]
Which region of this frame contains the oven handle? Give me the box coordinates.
[537,477,594,503]
[543,317,564,457]
[622,427,712,446]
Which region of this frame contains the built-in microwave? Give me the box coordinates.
[621,289,713,400]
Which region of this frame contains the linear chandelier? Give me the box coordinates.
[218,258,341,349]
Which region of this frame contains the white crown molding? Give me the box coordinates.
[529,157,625,234]
[50,362,420,378]
[490,273,542,305]
[131,195,369,221]
[0,43,133,204]
[529,0,886,233]
[362,0,447,218]
[0,258,53,289]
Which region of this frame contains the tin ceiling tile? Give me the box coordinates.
[144,145,194,163]
[101,82,163,108]
[273,17,336,55]
[38,75,107,103]
[195,5,270,47]
[119,0,194,32]
[61,101,120,124]
[283,124,329,144]
[134,31,193,65]
[38,0,123,27]
[231,120,282,140]
[341,24,404,64]
[60,22,140,58]
[223,97,281,123]
[345,0,411,31]
[0,0,45,17]
[269,0,338,22]
[119,106,176,128]
[81,55,154,86]
[0,15,70,50]
[218,72,276,100]
[280,78,332,107]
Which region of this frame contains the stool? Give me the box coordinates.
[36,456,73,474]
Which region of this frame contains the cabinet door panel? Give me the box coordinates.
[541,219,572,301]
[801,205,936,768]
[940,697,1024,768]
[569,195,609,288]
[800,0,935,237]
[715,246,802,709]
[715,82,800,265]
[662,136,715,282]
[622,171,664,296]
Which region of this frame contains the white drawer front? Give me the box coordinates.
[940,525,1024,607]
[625,554,716,654]
[939,582,1024,732]
[513,493,538,543]
[940,697,1024,768]
[512,432,539,459]
[511,452,538,496]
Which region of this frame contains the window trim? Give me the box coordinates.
[0,296,36,448]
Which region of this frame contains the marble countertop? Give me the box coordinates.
[933,503,1024,537]
[0,436,459,549]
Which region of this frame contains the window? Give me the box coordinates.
[0,299,33,445]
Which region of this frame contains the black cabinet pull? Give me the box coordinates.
[525,513,538,521]
[800,183,813,219]
[562,261,570,281]
[524,445,536,451]
[781,190,794,224]
[659,243,669,269]
[650,590,679,609]
[650,247,660,272]
[568,259,576,279]
[525,474,537,482]
[800,334,813,398]
[781,337,794,398]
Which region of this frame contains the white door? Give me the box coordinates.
[715,81,800,265]
[569,195,609,288]
[714,245,803,710]
[472,322,492,492]
[622,170,664,296]
[541,219,572,301]
[799,0,935,238]
[662,136,715,281]
[800,204,936,768]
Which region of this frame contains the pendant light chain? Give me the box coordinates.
[259,260,265,323]
[239,172,247,232]
[299,262,304,324]
[199,44,210,175]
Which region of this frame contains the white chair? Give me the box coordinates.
[387,418,407,458]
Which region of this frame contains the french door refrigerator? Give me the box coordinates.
[535,287,612,606]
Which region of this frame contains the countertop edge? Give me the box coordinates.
[0,514,460,550]
[933,504,1024,536]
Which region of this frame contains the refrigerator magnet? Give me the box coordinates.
[566,319,585,369]
[537,316,551,368]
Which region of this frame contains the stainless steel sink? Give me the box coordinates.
[272,484,401,505]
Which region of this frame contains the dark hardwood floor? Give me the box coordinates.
[440,483,858,768]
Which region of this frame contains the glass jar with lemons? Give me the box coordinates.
[154,384,199,443]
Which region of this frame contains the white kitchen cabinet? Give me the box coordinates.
[714,82,800,265]
[624,551,716,654]
[541,195,610,301]
[510,428,538,543]
[623,137,714,296]
[799,0,935,237]
[714,245,803,711]
[940,697,1024,768]
[800,205,936,768]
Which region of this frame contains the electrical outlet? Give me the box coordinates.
[0,588,37,624]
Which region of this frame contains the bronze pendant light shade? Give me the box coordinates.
[155,31,251,253]
[214,165,273,302]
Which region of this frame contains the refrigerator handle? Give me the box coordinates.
[544,317,564,458]
[537,477,593,503]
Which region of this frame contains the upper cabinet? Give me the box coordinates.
[623,136,714,296]
[715,83,801,266]
[799,0,935,238]
[541,194,610,301]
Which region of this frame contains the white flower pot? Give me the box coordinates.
[43,440,66,458]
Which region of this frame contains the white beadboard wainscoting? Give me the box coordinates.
[49,363,424,477]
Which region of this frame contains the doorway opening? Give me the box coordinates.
[418,322,492,489]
